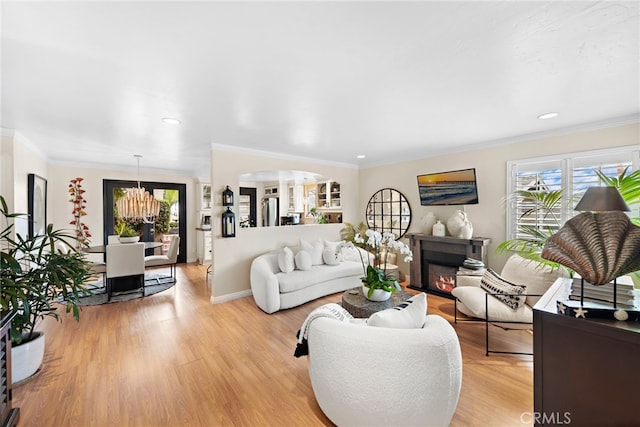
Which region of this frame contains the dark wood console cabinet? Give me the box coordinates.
[1,312,19,426]
[407,233,490,298]
[533,278,640,426]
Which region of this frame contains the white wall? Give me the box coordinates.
[359,122,640,273]
[0,130,48,238]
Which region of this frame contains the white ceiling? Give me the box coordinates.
[1,1,639,177]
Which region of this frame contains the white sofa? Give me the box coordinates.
[307,314,462,426]
[250,242,372,314]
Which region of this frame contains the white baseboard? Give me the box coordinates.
[211,289,253,304]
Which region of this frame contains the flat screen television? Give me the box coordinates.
[417,168,479,206]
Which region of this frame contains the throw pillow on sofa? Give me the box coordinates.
[295,250,313,271]
[301,239,324,265]
[278,247,295,273]
[367,293,427,329]
[480,268,526,310]
[322,246,340,265]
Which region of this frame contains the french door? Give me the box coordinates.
[103,180,187,263]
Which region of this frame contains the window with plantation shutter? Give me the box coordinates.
[506,146,639,240]
[571,152,635,209]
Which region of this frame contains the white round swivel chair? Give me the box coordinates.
[307,315,462,427]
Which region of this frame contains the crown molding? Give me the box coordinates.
[211,143,359,170]
[359,114,640,170]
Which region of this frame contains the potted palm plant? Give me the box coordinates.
[0,195,92,383]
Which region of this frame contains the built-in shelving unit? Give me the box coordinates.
[318,180,340,210]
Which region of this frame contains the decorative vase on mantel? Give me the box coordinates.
[446,210,467,237]
[422,212,437,235]
[362,284,392,302]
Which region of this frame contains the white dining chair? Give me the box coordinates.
[106,242,145,301]
[144,236,180,282]
[107,234,121,244]
[89,261,107,284]
[54,241,70,254]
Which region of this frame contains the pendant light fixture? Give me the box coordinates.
[116,155,161,223]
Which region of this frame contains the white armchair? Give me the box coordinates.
[144,236,180,282]
[451,254,568,355]
[307,315,462,426]
[106,242,145,301]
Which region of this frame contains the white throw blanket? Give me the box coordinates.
[294,303,353,357]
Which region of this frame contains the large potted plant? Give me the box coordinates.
[0,195,92,383]
[339,224,413,301]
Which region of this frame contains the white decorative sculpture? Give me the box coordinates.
[422,212,437,235]
[458,219,473,239]
[446,210,468,237]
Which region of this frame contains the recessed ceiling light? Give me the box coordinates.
[537,112,559,120]
[162,117,182,125]
[356,154,366,159]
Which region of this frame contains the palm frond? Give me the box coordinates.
[595,166,640,207]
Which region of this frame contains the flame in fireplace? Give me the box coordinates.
[435,275,455,292]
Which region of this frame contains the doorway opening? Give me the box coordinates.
[103,180,187,264]
[239,187,257,228]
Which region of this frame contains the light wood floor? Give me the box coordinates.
[14,263,534,426]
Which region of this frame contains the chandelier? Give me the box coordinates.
[116,155,160,223]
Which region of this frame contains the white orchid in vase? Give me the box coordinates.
[340,229,413,298]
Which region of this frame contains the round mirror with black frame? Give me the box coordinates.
[366,188,412,238]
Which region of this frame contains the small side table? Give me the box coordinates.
[341,287,413,318]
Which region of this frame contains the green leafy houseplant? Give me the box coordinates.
[595,167,640,284]
[114,222,138,237]
[496,189,567,269]
[339,221,369,245]
[595,166,640,226]
[0,195,92,345]
[309,207,327,224]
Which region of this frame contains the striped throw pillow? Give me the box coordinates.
[480,268,527,310]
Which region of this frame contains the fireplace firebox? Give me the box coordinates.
[427,263,458,294]
[407,233,490,298]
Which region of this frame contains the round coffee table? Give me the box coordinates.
[341,286,413,318]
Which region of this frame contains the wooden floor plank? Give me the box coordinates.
[13,263,533,426]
